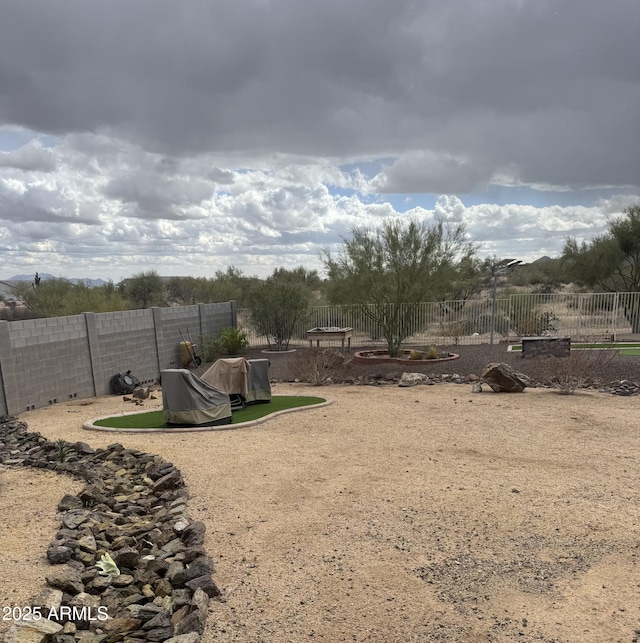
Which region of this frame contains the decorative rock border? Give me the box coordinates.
[353,350,459,365]
[0,416,217,643]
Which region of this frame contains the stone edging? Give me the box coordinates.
[83,399,333,433]
[353,350,459,365]
[0,416,217,643]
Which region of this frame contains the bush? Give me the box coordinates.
[216,327,248,355]
[290,349,352,385]
[510,308,559,337]
[424,345,440,359]
[201,327,248,362]
[538,349,617,394]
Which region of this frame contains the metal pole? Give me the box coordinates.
[490,272,497,346]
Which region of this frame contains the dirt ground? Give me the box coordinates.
[2,382,640,642]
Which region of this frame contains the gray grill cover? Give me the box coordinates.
[161,369,232,426]
[246,359,271,403]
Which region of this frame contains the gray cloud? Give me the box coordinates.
[0,1,639,281]
[0,0,638,190]
[371,152,495,194]
[0,141,56,172]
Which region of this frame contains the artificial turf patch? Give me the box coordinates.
[93,395,326,429]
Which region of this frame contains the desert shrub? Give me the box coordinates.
[290,349,352,385]
[510,308,559,337]
[438,319,469,345]
[201,327,248,362]
[424,345,440,359]
[538,349,617,394]
[407,346,440,360]
[215,327,248,355]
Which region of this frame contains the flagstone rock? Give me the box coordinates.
[31,587,63,612]
[47,544,74,564]
[46,566,84,595]
[58,494,84,511]
[4,617,62,643]
[165,633,201,643]
[185,574,221,598]
[181,521,206,547]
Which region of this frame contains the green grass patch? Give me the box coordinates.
[618,348,640,356]
[510,342,640,352]
[93,395,326,429]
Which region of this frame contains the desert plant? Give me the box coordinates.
[438,319,467,345]
[538,349,617,394]
[217,326,249,355]
[200,327,249,362]
[510,308,559,337]
[424,345,440,359]
[55,439,71,463]
[290,349,352,385]
[408,349,425,360]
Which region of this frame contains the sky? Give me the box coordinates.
[0,0,639,282]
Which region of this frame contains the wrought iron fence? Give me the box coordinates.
[237,291,640,349]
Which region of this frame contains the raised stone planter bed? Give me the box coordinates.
[353,349,459,365]
[0,416,216,643]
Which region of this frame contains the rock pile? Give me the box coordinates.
[353,372,475,387]
[598,379,640,396]
[0,416,217,643]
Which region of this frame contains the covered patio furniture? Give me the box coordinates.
[161,368,232,427]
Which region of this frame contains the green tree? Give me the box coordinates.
[271,266,322,289]
[562,204,640,332]
[323,217,476,356]
[247,274,311,351]
[166,276,202,305]
[12,278,74,317]
[120,271,166,309]
[200,267,258,306]
[12,279,128,317]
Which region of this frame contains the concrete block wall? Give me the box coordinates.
[156,305,202,371]
[0,301,235,416]
[90,309,160,396]
[4,315,95,414]
[201,300,237,336]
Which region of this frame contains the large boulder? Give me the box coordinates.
[481,363,530,393]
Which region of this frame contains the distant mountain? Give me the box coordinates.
[6,274,107,287]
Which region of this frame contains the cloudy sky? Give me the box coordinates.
[1,0,639,282]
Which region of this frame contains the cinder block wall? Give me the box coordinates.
[155,305,202,371]
[0,301,235,416]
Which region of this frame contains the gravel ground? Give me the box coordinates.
[3,344,640,642]
[238,344,640,387]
